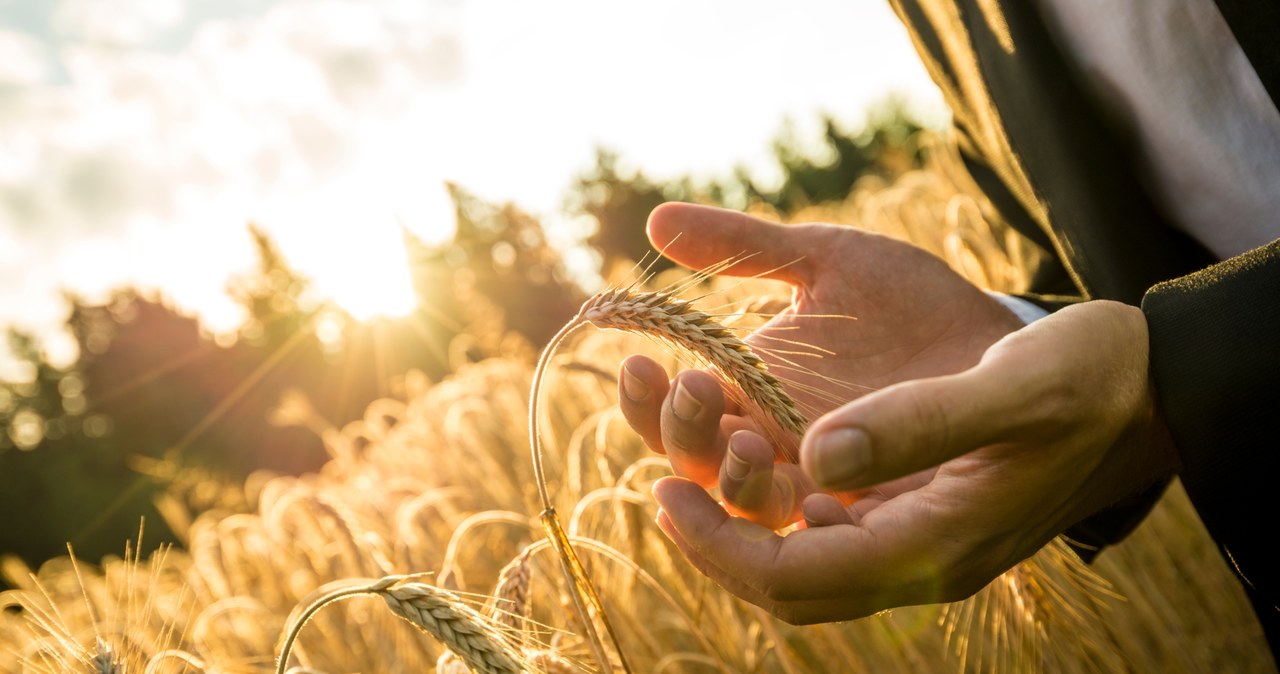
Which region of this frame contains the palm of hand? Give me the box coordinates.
[630,214,1024,528]
[631,203,1174,623]
[748,223,1020,421]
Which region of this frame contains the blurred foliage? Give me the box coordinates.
[568,149,693,278]
[0,103,924,573]
[434,183,584,347]
[570,98,925,274]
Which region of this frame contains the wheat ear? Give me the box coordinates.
[488,547,534,631]
[528,280,814,674]
[578,288,807,442]
[274,576,523,674]
[91,638,120,674]
[438,545,537,672]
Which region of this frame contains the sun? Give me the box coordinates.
[261,171,457,322]
[321,247,419,321]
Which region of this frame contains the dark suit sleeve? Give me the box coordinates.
[1142,238,1280,632]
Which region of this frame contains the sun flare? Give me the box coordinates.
[260,171,457,322]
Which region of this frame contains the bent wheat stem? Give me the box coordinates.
[529,280,815,673]
[530,320,626,674]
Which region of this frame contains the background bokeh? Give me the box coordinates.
[0,0,940,569]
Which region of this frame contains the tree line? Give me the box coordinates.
[0,102,926,571]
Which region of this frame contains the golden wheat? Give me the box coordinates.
[91,639,120,674]
[577,287,808,447]
[276,576,524,674]
[488,547,534,632]
[382,583,523,674]
[0,136,1273,674]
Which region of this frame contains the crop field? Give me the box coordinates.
[1,144,1273,674]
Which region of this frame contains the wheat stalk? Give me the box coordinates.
[525,649,579,673]
[275,576,524,674]
[526,273,819,674]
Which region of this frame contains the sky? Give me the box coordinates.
[0,0,943,372]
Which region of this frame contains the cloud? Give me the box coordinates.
[1,0,466,231]
[0,0,943,357]
[0,28,50,85]
[52,0,185,46]
[0,0,470,346]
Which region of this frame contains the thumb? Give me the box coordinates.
[647,202,826,285]
[800,346,1040,490]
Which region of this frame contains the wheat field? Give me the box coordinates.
[1,141,1273,673]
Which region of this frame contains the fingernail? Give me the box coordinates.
[654,507,673,537]
[672,381,701,421]
[811,428,870,486]
[725,440,750,481]
[621,363,649,401]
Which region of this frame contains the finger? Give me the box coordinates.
[647,202,832,285]
[661,370,729,487]
[718,412,755,436]
[657,477,997,613]
[719,430,807,529]
[653,477,897,606]
[618,355,671,453]
[801,493,856,528]
[800,351,1039,491]
[654,493,800,610]
[655,508,877,624]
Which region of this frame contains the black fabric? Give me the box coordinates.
[960,1,1218,302]
[961,0,1217,559]
[889,0,1280,660]
[1143,239,1280,651]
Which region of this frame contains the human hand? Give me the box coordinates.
[618,202,1026,528]
[652,298,1180,623]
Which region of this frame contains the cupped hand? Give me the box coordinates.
[618,202,1026,528]
[652,299,1179,623]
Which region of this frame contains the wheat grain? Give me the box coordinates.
[381,583,523,674]
[91,638,120,674]
[8,140,1272,673]
[576,287,808,451]
[488,547,534,631]
[525,282,824,674]
[275,576,524,674]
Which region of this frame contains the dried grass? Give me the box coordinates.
[0,137,1271,673]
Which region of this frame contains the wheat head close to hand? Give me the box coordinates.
[526,255,839,674]
[577,286,810,455]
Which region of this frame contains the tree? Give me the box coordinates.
[566,149,692,276]
[570,100,928,270]
[412,184,584,350]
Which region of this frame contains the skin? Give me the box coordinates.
[620,202,1180,624]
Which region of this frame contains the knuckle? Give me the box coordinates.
[901,385,953,455]
[761,580,788,602]
[663,419,706,454]
[1025,377,1084,435]
[771,603,806,626]
[759,572,806,605]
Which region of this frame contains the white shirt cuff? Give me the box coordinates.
[986,292,1050,324]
